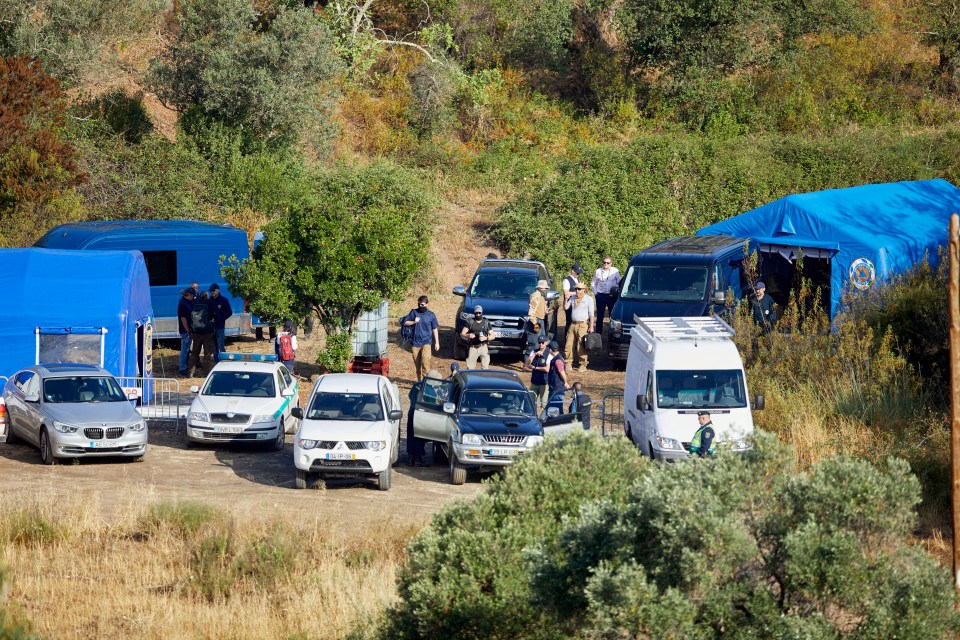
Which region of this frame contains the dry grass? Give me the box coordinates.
[1,489,422,639]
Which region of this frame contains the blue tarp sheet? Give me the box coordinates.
[0,248,153,378]
[697,179,960,317]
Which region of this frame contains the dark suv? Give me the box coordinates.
[452,259,556,358]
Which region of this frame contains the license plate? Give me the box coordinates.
[214,426,245,434]
[89,441,114,448]
[486,448,518,457]
[326,452,356,460]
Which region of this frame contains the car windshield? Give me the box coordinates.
[460,390,535,417]
[469,273,538,298]
[43,376,127,403]
[202,371,276,398]
[307,392,383,421]
[656,369,747,409]
[619,265,708,302]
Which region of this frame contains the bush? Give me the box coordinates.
[3,509,62,546]
[385,432,650,639]
[139,500,224,539]
[389,432,957,639]
[75,89,153,143]
[188,530,237,602]
[316,331,353,373]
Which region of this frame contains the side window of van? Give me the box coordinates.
[645,372,654,407]
[142,250,178,286]
[726,261,742,296]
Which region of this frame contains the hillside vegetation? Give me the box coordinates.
[1,0,960,637]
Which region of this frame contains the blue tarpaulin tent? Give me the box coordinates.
[697,179,960,317]
[0,248,153,379]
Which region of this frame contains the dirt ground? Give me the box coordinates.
[0,192,629,526]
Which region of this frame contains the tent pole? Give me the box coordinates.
[950,213,960,593]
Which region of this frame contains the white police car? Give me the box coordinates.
[186,353,300,450]
[292,373,402,491]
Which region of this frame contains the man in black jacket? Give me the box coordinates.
[751,281,776,333]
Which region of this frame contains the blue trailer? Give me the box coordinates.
[0,248,153,380]
[35,220,252,339]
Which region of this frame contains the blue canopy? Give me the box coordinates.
[697,179,960,317]
[0,248,153,379]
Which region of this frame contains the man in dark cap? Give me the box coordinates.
[689,411,716,457]
[461,305,493,369]
[751,281,776,333]
[177,288,195,377]
[208,283,233,362]
[546,340,568,405]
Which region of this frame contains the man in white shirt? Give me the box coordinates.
[564,281,595,371]
[591,256,621,334]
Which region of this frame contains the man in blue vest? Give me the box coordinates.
[546,341,568,412]
[208,283,233,362]
[689,411,716,457]
[524,337,551,411]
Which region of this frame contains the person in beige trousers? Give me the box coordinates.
[564,282,595,371]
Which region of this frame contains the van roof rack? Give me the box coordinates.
[632,316,735,339]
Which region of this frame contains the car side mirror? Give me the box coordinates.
[636,394,644,411]
[443,401,456,414]
[281,388,295,398]
[545,290,560,302]
[752,394,765,410]
[189,385,199,394]
[388,409,403,421]
[291,407,304,420]
[452,286,466,297]
[712,290,725,304]
[546,407,560,418]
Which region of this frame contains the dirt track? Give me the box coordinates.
[0,193,629,524]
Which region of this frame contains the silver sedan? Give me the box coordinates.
[3,363,148,464]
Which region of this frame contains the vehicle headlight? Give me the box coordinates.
[252,414,276,424]
[610,319,622,332]
[364,440,387,451]
[526,435,544,447]
[656,435,684,451]
[52,421,78,434]
[189,411,209,422]
[461,433,482,445]
[128,420,146,432]
[297,438,319,449]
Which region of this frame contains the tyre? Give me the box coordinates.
[452,333,465,360]
[270,420,285,451]
[295,468,308,489]
[448,443,466,485]
[5,423,21,445]
[377,466,392,491]
[431,441,448,465]
[39,428,57,466]
[648,442,656,462]
[624,421,632,441]
[128,455,145,463]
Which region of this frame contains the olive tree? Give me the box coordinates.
[222,161,434,338]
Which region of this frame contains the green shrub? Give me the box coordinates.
[235,525,300,588]
[75,89,153,143]
[3,510,62,546]
[316,331,353,373]
[188,530,237,602]
[139,500,223,539]
[0,565,37,639]
[385,432,650,639]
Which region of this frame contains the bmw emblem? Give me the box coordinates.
[227,412,235,418]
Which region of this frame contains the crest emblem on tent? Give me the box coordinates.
[848,258,875,290]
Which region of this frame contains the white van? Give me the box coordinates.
[623,316,762,462]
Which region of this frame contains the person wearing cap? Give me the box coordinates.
[689,411,716,457]
[591,256,621,334]
[447,362,461,380]
[461,305,493,370]
[177,288,196,377]
[527,279,551,341]
[524,336,552,411]
[562,264,583,337]
[564,281,595,371]
[751,281,776,333]
[401,295,441,380]
[208,283,233,362]
[274,320,298,373]
[187,291,216,377]
[546,340,568,406]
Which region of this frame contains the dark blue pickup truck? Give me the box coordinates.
[412,370,581,484]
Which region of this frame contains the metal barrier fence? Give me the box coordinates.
[599,393,625,437]
[115,376,191,433]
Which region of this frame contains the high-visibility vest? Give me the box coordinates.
[690,423,716,455]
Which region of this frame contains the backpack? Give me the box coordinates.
[398,317,415,347]
[190,299,212,333]
[278,333,295,361]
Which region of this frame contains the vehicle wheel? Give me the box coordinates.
[390,429,399,466]
[295,468,308,489]
[270,420,286,451]
[128,455,145,463]
[648,442,655,462]
[624,421,632,441]
[377,466,392,491]
[39,428,57,466]
[452,334,465,360]
[448,443,466,485]
[5,424,21,445]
